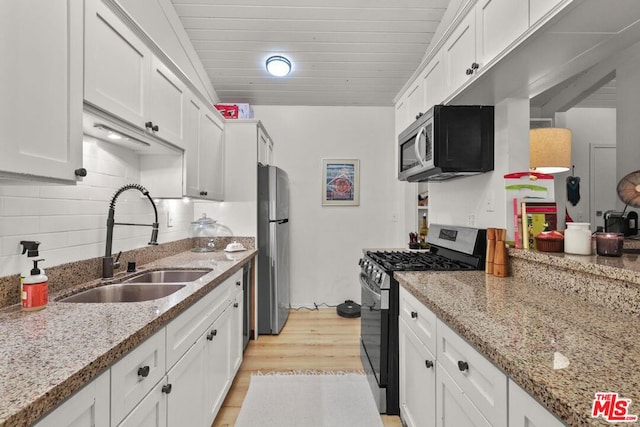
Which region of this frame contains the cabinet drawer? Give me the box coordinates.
[166,270,241,368]
[436,320,507,427]
[399,286,437,355]
[111,331,166,426]
[436,363,492,427]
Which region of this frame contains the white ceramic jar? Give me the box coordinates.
[564,222,592,255]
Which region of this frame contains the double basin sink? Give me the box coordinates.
[59,269,211,303]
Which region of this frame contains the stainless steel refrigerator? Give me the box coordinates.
[257,165,290,334]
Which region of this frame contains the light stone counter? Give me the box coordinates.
[0,248,257,427]
[396,269,640,427]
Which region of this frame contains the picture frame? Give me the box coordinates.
[321,159,360,206]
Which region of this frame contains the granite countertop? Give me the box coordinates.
[0,248,257,427]
[396,270,640,427]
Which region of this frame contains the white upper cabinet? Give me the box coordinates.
[443,10,478,96]
[423,51,445,109]
[84,0,149,129]
[530,0,563,26]
[406,80,425,123]
[476,0,529,66]
[257,125,273,166]
[198,109,225,201]
[0,0,83,183]
[84,0,185,149]
[395,96,410,134]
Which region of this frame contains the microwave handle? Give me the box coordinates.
[414,126,427,166]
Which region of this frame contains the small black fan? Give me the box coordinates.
[566,165,581,206]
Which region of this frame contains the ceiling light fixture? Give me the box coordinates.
[266,55,291,77]
[529,128,572,174]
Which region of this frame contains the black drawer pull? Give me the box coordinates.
[236,281,241,287]
[137,365,150,378]
[161,384,172,394]
[425,360,434,369]
[207,329,217,341]
[458,360,469,372]
[410,311,418,319]
[471,62,479,70]
[233,302,239,308]
[74,168,87,177]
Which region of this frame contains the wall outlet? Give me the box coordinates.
[166,211,174,228]
[485,193,495,212]
[467,213,476,226]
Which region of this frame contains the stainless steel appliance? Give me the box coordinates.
[257,165,290,334]
[359,224,487,414]
[397,105,494,182]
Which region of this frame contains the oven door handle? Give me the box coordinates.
[360,279,388,310]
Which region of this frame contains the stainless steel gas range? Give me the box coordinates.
[359,224,487,414]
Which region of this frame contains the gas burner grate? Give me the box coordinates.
[367,251,475,272]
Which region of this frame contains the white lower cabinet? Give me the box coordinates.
[34,370,110,427]
[436,365,492,427]
[117,380,167,427]
[399,286,562,427]
[508,379,564,427]
[399,318,436,427]
[204,305,233,423]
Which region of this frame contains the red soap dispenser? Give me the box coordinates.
[22,259,48,311]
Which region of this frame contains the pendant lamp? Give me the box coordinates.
[529,128,572,174]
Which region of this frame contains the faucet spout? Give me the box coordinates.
[103,184,159,279]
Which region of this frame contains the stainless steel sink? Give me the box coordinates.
[122,269,210,284]
[59,284,186,303]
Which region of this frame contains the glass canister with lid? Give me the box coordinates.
[564,222,592,255]
[191,213,217,252]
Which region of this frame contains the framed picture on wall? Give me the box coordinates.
[322,159,360,206]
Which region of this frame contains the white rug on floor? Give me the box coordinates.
[235,372,383,427]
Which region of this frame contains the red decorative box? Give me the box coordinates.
[214,104,239,119]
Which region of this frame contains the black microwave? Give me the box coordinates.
[397,105,494,182]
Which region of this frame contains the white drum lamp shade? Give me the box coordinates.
[529,128,572,174]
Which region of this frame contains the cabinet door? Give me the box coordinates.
[34,371,110,427]
[257,125,271,166]
[406,80,424,122]
[111,331,166,426]
[198,109,225,201]
[147,56,186,148]
[530,0,563,25]
[476,0,528,65]
[84,0,150,128]
[0,0,83,182]
[167,335,206,427]
[508,380,564,427]
[399,287,437,355]
[424,51,444,107]
[395,95,410,134]
[437,321,507,427]
[117,380,167,427]
[436,364,492,427]
[204,305,233,424]
[229,290,244,376]
[184,97,202,198]
[399,319,436,427]
[443,10,477,95]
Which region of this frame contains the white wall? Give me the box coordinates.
[0,139,193,277]
[199,106,398,307]
[555,108,617,225]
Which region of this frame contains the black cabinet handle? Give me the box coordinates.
[145,121,153,129]
[74,168,87,177]
[471,62,479,70]
[415,112,423,120]
[137,365,150,378]
[425,360,434,369]
[161,384,172,394]
[207,329,217,341]
[199,191,208,196]
[466,68,473,75]
[233,302,239,308]
[236,281,241,287]
[410,311,418,319]
[458,360,469,372]
[152,124,159,132]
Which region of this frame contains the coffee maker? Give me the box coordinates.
[604,210,638,236]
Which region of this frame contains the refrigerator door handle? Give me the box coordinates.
[270,219,289,224]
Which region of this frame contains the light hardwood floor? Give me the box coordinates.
[212,308,403,427]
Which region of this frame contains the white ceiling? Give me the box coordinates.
[170,0,451,106]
